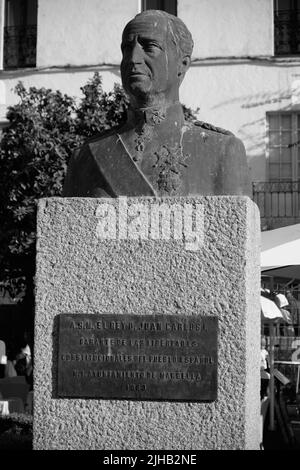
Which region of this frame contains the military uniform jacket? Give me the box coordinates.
[63,103,251,198]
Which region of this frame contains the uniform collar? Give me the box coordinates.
[127,101,185,129]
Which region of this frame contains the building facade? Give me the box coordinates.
[0,0,300,229]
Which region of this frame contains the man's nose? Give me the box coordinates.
[130,39,144,64]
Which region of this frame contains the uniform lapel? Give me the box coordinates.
[89,133,156,197]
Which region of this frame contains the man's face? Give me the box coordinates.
[121,16,179,103]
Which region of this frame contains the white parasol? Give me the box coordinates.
[260,295,283,320]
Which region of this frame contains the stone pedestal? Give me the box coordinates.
[34,196,261,450]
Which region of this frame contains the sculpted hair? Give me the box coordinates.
[125,10,194,59]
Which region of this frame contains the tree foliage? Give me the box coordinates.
[0,73,128,299]
[0,72,198,324]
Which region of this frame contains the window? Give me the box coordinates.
[142,0,177,16]
[274,0,300,55]
[267,112,300,181]
[4,0,37,69]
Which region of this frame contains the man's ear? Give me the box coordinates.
[178,55,191,83]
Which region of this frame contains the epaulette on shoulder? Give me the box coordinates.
[194,120,234,136]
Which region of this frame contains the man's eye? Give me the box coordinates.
[144,43,160,52]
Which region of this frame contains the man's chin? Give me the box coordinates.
[127,82,152,98]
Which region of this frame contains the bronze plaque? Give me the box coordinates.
[57,314,218,401]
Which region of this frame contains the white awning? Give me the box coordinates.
[261,223,300,271]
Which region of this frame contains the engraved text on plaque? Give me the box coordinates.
[57,314,218,401]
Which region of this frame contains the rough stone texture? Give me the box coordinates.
[34,196,261,450]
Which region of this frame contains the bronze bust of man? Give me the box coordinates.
[63,10,251,197]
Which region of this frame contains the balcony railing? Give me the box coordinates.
[253,180,300,229]
[4,25,37,69]
[274,9,300,55]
